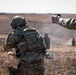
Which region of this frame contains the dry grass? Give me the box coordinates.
[45,45,76,75]
[0,45,75,75]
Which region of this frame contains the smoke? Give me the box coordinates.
[27,14,76,46]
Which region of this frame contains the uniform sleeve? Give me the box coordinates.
[4,32,18,51]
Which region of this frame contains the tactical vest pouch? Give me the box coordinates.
[23,27,45,51]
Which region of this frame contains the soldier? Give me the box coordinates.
[4,16,46,75]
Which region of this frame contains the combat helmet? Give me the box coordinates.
[10,16,27,29]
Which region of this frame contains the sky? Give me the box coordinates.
[0,0,76,14]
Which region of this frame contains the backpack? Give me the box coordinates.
[23,27,46,51]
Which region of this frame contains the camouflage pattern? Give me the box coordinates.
[8,60,45,75]
[4,16,46,75]
[10,16,27,29]
[66,18,76,29]
[17,60,45,75]
[59,18,76,30]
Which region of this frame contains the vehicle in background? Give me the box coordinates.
[52,14,61,23]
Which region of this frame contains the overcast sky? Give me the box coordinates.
[0,0,76,14]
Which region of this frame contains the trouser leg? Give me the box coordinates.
[8,66,18,75]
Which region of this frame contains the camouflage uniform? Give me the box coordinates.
[4,16,46,75]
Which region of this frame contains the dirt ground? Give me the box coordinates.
[46,45,76,75]
[0,45,76,75]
